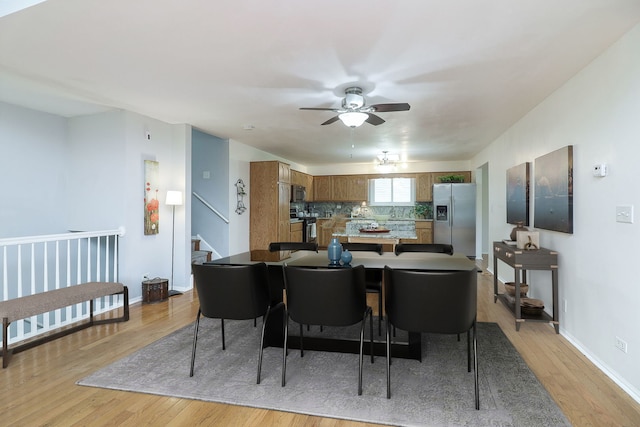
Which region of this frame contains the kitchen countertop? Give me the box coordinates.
[332,231,417,239]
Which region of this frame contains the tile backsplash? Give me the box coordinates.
[291,202,433,219]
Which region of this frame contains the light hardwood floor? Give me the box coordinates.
[2,260,640,426]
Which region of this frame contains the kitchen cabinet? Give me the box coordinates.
[291,169,314,201]
[311,171,470,203]
[317,217,347,248]
[332,175,368,202]
[317,219,333,248]
[415,173,433,201]
[313,176,332,201]
[250,161,291,261]
[279,162,291,183]
[290,221,303,242]
[415,221,433,243]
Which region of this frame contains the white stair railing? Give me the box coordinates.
[0,227,125,347]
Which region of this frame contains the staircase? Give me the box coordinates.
[191,238,212,264]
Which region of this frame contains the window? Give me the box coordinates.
[368,177,415,206]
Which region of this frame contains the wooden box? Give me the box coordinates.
[142,278,168,303]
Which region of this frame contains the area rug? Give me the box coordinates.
[78,319,570,427]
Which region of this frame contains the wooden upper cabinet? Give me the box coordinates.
[291,170,314,201]
[290,170,304,187]
[332,175,368,202]
[278,162,291,183]
[415,173,433,202]
[305,173,314,201]
[313,176,332,201]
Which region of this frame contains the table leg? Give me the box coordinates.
[552,267,559,334]
[493,255,498,303]
[514,268,522,326]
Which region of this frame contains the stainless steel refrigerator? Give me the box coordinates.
[433,183,476,258]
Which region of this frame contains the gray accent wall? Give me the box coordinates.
[191,129,229,256]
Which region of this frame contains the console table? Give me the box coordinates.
[493,241,559,333]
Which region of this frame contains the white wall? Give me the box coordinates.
[0,103,69,237]
[473,23,640,400]
[228,139,290,255]
[65,111,190,299]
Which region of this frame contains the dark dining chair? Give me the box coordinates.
[190,263,284,384]
[269,242,319,252]
[394,243,454,255]
[383,266,479,409]
[342,242,384,335]
[282,264,373,395]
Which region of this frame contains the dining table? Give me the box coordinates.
[206,250,477,361]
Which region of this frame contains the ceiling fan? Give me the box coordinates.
[300,87,410,127]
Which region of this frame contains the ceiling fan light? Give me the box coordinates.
[339,112,368,127]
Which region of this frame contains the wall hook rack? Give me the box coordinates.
[235,179,247,214]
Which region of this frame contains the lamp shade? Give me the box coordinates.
[165,190,183,206]
[339,112,368,127]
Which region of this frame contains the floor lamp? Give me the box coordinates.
[166,190,183,297]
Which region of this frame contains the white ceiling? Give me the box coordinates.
[1,0,639,167]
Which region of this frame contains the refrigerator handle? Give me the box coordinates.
[450,196,454,227]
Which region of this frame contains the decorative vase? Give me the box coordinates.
[510,221,528,241]
[340,249,352,266]
[327,238,343,266]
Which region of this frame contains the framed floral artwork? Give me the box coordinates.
[144,160,160,235]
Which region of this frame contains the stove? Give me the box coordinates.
[290,208,316,242]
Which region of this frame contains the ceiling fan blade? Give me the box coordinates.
[370,103,411,112]
[365,113,385,126]
[321,116,341,125]
[300,107,339,111]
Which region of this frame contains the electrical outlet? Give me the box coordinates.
[615,336,628,353]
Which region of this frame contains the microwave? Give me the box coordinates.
[291,185,306,202]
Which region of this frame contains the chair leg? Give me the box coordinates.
[386,316,392,399]
[189,310,202,377]
[257,307,271,384]
[221,318,226,350]
[358,308,371,395]
[282,311,289,387]
[473,321,479,410]
[369,307,374,363]
[467,329,471,372]
[377,292,382,336]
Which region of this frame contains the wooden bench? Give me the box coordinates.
[1,282,129,368]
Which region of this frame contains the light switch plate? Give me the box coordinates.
[616,205,633,223]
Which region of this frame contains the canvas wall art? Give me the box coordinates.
[534,146,573,234]
[506,162,530,226]
[144,160,160,235]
